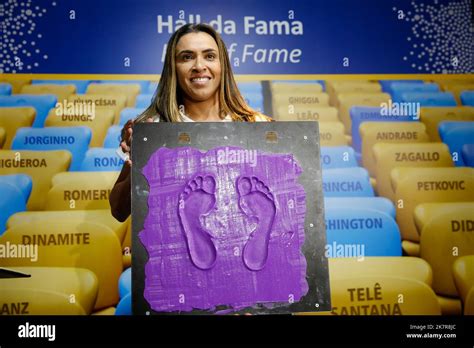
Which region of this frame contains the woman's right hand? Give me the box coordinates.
[120,118,154,166]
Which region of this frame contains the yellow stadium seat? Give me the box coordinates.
[326,80,381,107]
[337,93,391,133]
[301,275,441,315]
[420,106,474,141]
[373,142,453,200]
[86,83,140,108]
[0,220,122,309]
[436,295,462,316]
[0,128,5,149]
[464,288,474,315]
[45,108,115,147]
[274,105,339,122]
[319,122,348,146]
[0,267,98,315]
[20,84,76,102]
[418,203,474,297]
[45,172,119,211]
[67,94,127,124]
[271,92,329,116]
[392,168,474,242]
[452,255,474,305]
[360,122,430,177]
[0,150,71,210]
[0,107,36,149]
[401,240,420,257]
[270,82,323,95]
[329,257,432,285]
[92,307,116,315]
[0,78,31,94]
[7,210,128,244]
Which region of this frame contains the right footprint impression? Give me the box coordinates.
[236,176,277,271]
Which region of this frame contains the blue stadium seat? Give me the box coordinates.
[389,83,439,102]
[32,80,90,94]
[135,94,153,108]
[115,292,131,315]
[0,182,26,235]
[320,146,358,169]
[324,197,396,219]
[462,144,474,167]
[439,121,474,167]
[350,106,418,153]
[119,107,146,126]
[379,80,423,93]
[147,82,158,94]
[398,92,457,107]
[0,83,12,96]
[0,174,33,204]
[322,167,374,197]
[237,82,262,95]
[460,91,474,106]
[242,92,263,112]
[98,80,150,94]
[80,148,125,171]
[103,125,122,148]
[325,207,402,257]
[0,95,57,128]
[12,126,91,171]
[119,268,131,299]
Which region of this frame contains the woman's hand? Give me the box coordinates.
[120,117,153,166]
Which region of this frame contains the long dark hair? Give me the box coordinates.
[136,23,258,122]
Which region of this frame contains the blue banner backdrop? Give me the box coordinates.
[0,0,472,75]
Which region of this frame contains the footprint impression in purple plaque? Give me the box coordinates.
[140,146,308,312]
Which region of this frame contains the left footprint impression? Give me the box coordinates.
[178,174,218,270]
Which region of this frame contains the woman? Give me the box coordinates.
[110,23,271,222]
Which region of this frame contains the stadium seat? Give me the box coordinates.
[360,122,429,176]
[237,81,262,95]
[67,94,127,124]
[115,292,131,315]
[419,106,474,141]
[0,128,4,148]
[0,95,57,128]
[0,78,30,94]
[320,146,358,169]
[464,288,474,315]
[271,92,329,117]
[319,122,348,146]
[391,167,474,243]
[0,267,98,315]
[103,125,122,148]
[0,182,26,235]
[325,207,401,257]
[86,83,140,107]
[0,174,32,203]
[274,105,339,122]
[270,82,323,95]
[32,80,91,94]
[147,82,158,94]
[119,107,146,126]
[328,257,432,285]
[350,106,418,153]
[398,92,457,107]
[0,107,36,149]
[242,92,264,112]
[462,144,474,167]
[21,84,76,102]
[135,94,154,109]
[439,121,474,166]
[97,80,150,94]
[305,276,441,315]
[0,83,12,96]
[453,256,474,310]
[45,108,115,147]
[389,82,439,102]
[379,80,423,93]
[12,126,92,171]
[372,142,453,200]
[418,203,474,297]
[326,80,382,107]
[324,197,395,219]
[45,171,119,210]
[460,91,474,106]
[92,307,116,315]
[322,168,373,197]
[80,148,125,171]
[0,150,71,210]
[339,93,392,133]
[119,268,131,299]
[0,220,122,309]
[7,209,128,244]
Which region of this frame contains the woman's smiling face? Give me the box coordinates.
[175,32,222,103]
